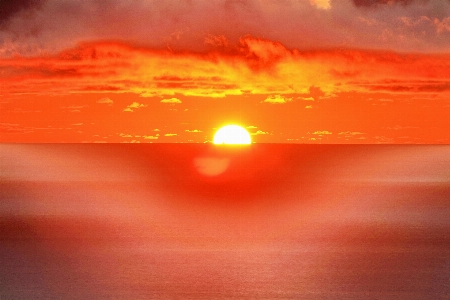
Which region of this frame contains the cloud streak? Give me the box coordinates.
[96,97,113,105]
[1,37,449,99]
[352,0,430,8]
[262,95,293,104]
[161,98,182,104]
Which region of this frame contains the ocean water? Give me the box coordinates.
[1,144,449,299]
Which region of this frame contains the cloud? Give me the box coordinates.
[305,105,313,109]
[434,17,450,33]
[124,102,147,111]
[298,97,315,101]
[1,0,450,58]
[312,131,332,135]
[399,15,450,35]
[164,133,177,137]
[352,0,429,8]
[62,105,87,110]
[310,0,331,10]
[204,34,229,47]
[1,38,449,99]
[239,36,289,68]
[0,122,34,133]
[185,129,202,133]
[120,140,140,143]
[127,102,147,109]
[386,125,419,130]
[96,97,113,105]
[118,133,160,141]
[143,135,159,140]
[0,0,45,26]
[374,135,394,143]
[361,81,450,93]
[262,95,292,104]
[160,98,182,104]
[338,131,365,136]
[250,130,270,135]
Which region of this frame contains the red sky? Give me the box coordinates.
[1,0,449,143]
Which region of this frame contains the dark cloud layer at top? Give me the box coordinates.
[0,0,45,26]
[0,0,449,57]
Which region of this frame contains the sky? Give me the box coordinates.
[1,0,449,143]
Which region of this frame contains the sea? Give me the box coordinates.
[1,144,449,299]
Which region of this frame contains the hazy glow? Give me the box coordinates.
[213,125,252,144]
[194,157,230,176]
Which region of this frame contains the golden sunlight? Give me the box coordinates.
[213,125,252,144]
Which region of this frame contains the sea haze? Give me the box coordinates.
[1,144,449,299]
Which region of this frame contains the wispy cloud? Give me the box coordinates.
[123,101,147,112]
[338,131,365,135]
[298,97,315,101]
[312,131,332,135]
[309,0,331,10]
[143,135,159,140]
[127,102,147,109]
[96,97,113,105]
[352,0,429,8]
[250,130,270,135]
[161,97,182,104]
[262,95,293,104]
[204,34,229,47]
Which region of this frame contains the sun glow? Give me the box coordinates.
[213,125,252,144]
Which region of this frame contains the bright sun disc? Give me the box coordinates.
[213,125,252,144]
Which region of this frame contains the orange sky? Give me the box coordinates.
[1,0,449,143]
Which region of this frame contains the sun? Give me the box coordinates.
[213,125,252,144]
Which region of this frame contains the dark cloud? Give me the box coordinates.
[0,0,449,57]
[0,0,45,26]
[364,82,450,93]
[352,0,429,7]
